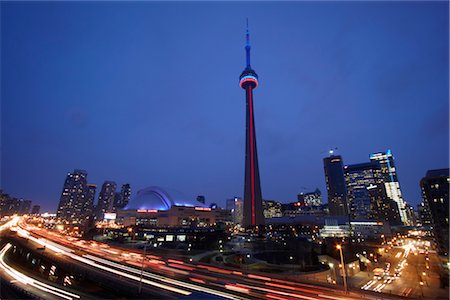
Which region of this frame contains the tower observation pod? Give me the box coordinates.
[239,21,264,228]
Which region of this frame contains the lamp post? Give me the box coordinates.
[138,243,148,294]
[336,244,348,293]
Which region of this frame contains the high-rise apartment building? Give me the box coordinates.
[31,205,40,215]
[370,150,410,225]
[96,181,117,219]
[120,184,131,208]
[83,184,96,223]
[420,169,449,255]
[19,200,32,215]
[56,169,89,223]
[323,155,348,216]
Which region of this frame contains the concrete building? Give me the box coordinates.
[420,168,449,255]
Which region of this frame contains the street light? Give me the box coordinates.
[336,244,348,293]
[138,242,149,294]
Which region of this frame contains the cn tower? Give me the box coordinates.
[239,21,264,227]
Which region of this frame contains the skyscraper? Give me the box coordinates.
[370,150,410,225]
[323,155,348,216]
[240,21,264,227]
[83,184,96,223]
[344,162,379,220]
[420,168,449,255]
[56,169,88,223]
[112,183,131,211]
[19,200,32,215]
[197,195,206,204]
[344,162,401,225]
[120,183,131,208]
[96,181,117,219]
[31,205,40,215]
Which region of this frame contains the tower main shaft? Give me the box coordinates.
[239,22,264,228]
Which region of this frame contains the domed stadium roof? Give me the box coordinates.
[124,186,206,211]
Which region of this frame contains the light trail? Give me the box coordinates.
[237,283,319,300]
[0,243,80,300]
[14,225,248,299]
[13,227,191,296]
[82,254,247,300]
[0,216,20,232]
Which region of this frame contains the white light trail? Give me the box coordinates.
[0,243,80,300]
[14,226,247,300]
[83,254,247,300]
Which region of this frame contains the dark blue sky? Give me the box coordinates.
[1,2,448,212]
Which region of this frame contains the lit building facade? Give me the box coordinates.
[370,150,410,225]
[417,200,432,226]
[96,181,117,219]
[115,183,131,209]
[240,23,264,227]
[56,169,89,224]
[303,188,322,207]
[323,155,349,216]
[420,168,449,255]
[263,200,282,218]
[226,197,243,225]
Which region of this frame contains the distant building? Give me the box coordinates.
[226,197,243,225]
[323,155,349,216]
[83,184,96,223]
[113,192,122,211]
[19,200,32,215]
[0,192,28,216]
[120,184,131,208]
[296,193,306,207]
[197,195,206,204]
[96,181,117,219]
[370,150,410,225]
[420,169,449,255]
[303,188,322,207]
[56,169,89,224]
[263,200,282,218]
[31,205,40,215]
[417,201,432,226]
[405,204,416,227]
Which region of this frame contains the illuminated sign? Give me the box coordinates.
[104,213,117,220]
[195,207,211,211]
[137,209,157,213]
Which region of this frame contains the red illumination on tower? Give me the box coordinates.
[239,20,264,227]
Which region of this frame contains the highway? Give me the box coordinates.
[4,217,404,300]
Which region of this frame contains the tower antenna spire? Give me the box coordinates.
[245,18,251,68]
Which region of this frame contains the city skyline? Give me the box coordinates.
[2,2,448,212]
